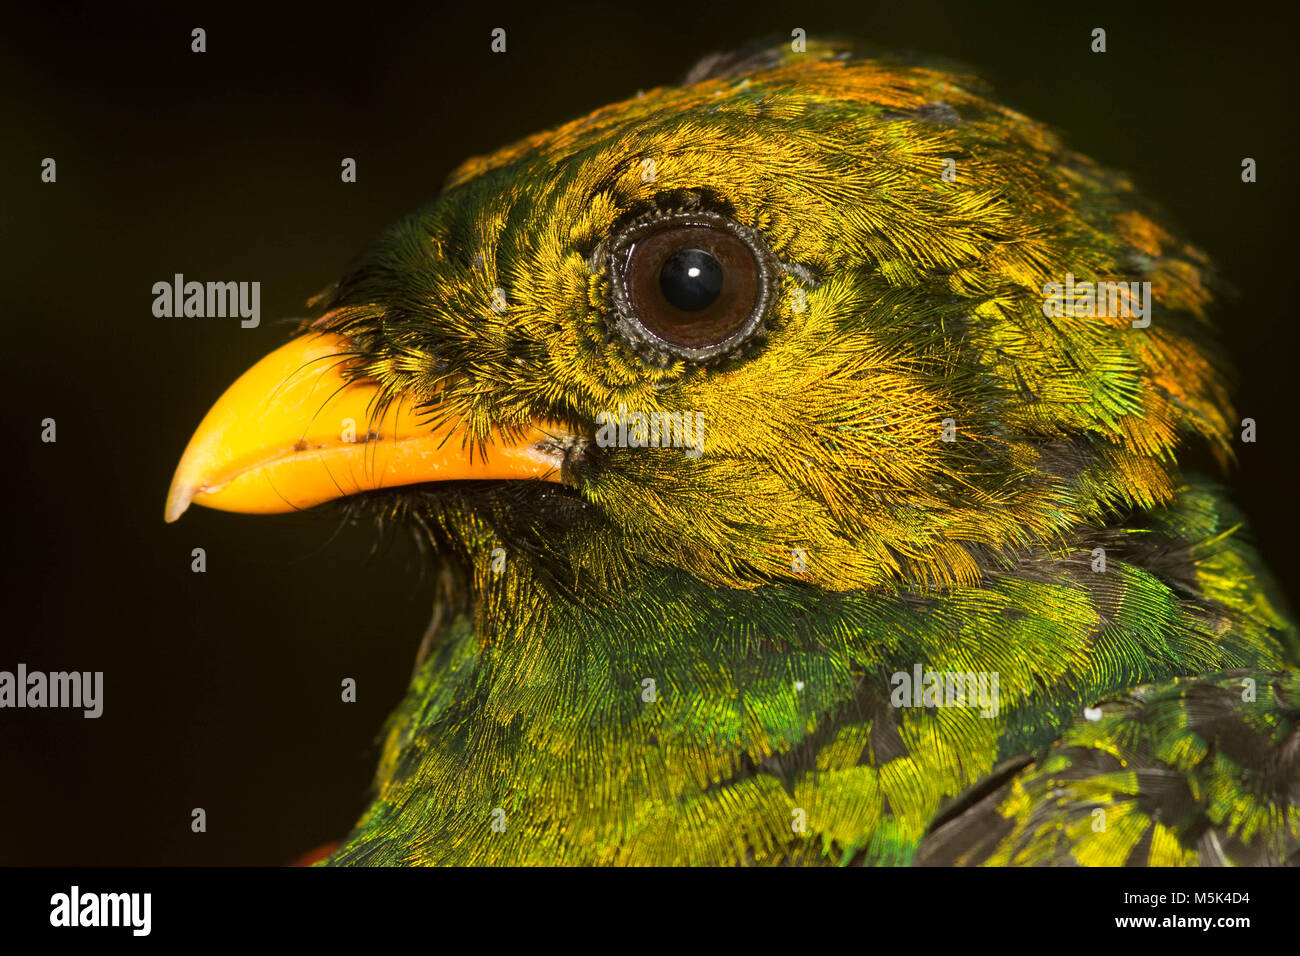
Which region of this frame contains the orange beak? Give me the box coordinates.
[165,333,567,522]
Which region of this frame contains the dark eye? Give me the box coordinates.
[607,210,774,363]
[659,247,723,311]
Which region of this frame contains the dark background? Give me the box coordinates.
[1,1,1296,864]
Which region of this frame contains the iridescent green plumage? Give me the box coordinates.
[920,670,1300,866]
[309,42,1297,865]
[326,480,1294,865]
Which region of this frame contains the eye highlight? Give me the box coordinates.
[659,247,723,312]
[606,210,775,364]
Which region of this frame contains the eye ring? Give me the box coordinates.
[605,210,776,365]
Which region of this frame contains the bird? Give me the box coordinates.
[165,39,1299,866]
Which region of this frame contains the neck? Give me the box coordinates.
[327,481,1291,865]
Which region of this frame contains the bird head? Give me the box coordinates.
[167,42,1232,611]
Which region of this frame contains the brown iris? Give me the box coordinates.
[607,210,772,363]
[625,224,760,348]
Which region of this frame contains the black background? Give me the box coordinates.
[2,1,1297,865]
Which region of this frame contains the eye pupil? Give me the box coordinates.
[659,248,723,311]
